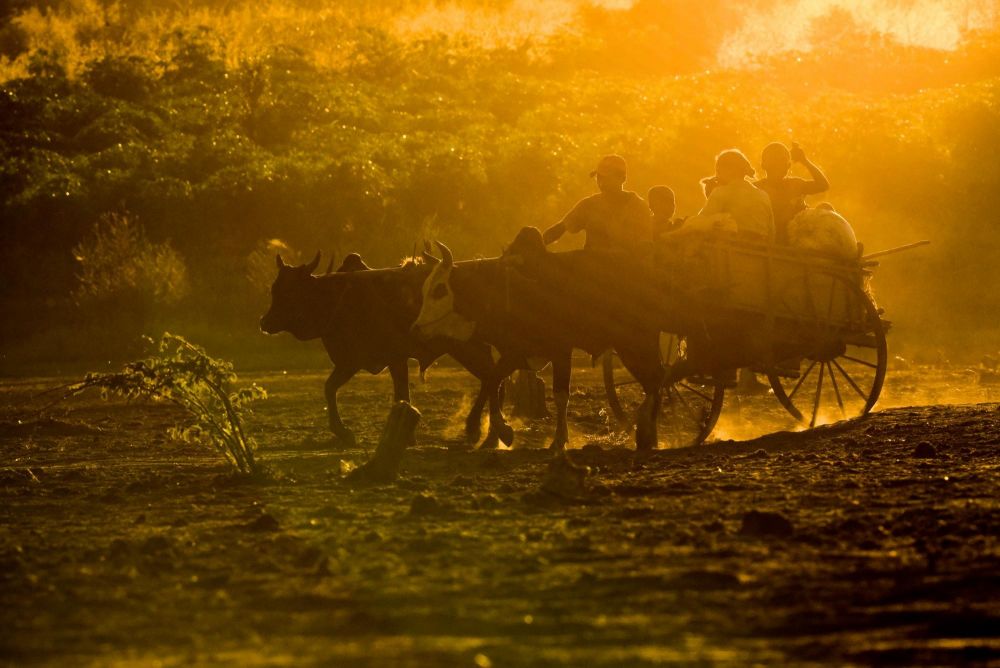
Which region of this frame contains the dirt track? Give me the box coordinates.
[2,366,999,666]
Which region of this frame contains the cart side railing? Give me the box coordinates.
[658,236,882,349]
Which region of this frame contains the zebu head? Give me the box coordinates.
[412,241,476,342]
[259,251,323,339]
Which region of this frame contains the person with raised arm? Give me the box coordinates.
[755,142,830,244]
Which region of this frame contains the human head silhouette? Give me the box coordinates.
[761,142,792,179]
[714,149,755,185]
[591,154,627,194]
[647,185,675,218]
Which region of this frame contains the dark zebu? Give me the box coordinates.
[260,252,509,447]
[413,229,667,450]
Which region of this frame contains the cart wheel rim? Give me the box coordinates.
[603,349,725,447]
[767,280,887,427]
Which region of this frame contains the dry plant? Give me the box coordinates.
[51,333,267,475]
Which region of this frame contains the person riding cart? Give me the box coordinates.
[543,154,652,256]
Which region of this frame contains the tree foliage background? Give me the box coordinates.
[1,0,998,370]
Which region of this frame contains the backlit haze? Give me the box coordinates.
[0,0,998,370]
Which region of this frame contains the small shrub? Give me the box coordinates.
[26,48,67,81]
[73,105,163,151]
[82,55,157,102]
[57,333,267,475]
[73,212,188,312]
[164,26,226,87]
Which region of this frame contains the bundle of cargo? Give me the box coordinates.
[787,205,859,260]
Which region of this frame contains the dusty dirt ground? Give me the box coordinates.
[2,361,999,666]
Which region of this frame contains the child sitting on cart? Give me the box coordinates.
[671,149,775,243]
[648,185,683,241]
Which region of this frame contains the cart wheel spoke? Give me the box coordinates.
[841,355,878,369]
[678,382,713,403]
[826,362,846,417]
[672,389,705,427]
[810,362,825,428]
[788,360,817,400]
[831,358,869,401]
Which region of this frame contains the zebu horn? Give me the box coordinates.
[435,241,453,267]
[276,253,287,269]
[421,239,439,265]
[324,252,336,275]
[304,251,321,274]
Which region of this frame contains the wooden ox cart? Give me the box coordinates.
[603,236,891,447]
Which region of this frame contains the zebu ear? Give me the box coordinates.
[434,241,453,267]
[304,251,321,275]
[276,253,287,269]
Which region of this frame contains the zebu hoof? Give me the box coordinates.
[548,436,568,451]
[635,437,657,452]
[498,424,515,447]
[479,434,500,450]
[634,426,657,451]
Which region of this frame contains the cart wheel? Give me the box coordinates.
[767,281,887,427]
[602,338,725,447]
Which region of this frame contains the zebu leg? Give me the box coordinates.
[449,344,496,444]
[465,383,489,444]
[325,365,359,446]
[618,345,665,451]
[388,359,410,403]
[480,357,518,450]
[550,350,572,451]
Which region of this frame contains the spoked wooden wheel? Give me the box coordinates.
[766,279,888,427]
[602,335,725,447]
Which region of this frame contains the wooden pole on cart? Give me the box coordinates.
[861,240,929,262]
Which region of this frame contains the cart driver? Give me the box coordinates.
[543,154,653,256]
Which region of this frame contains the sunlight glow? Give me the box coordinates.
[719,0,998,67]
[392,0,636,46]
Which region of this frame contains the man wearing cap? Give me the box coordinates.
[542,155,652,255]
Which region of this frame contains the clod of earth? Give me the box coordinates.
[538,452,591,500]
[739,510,795,538]
[408,493,446,517]
[244,512,281,532]
[912,441,938,458]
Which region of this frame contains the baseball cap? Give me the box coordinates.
[590,154,627,178]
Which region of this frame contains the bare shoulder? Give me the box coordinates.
[626,190,646,204]
[571,193,604,212]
